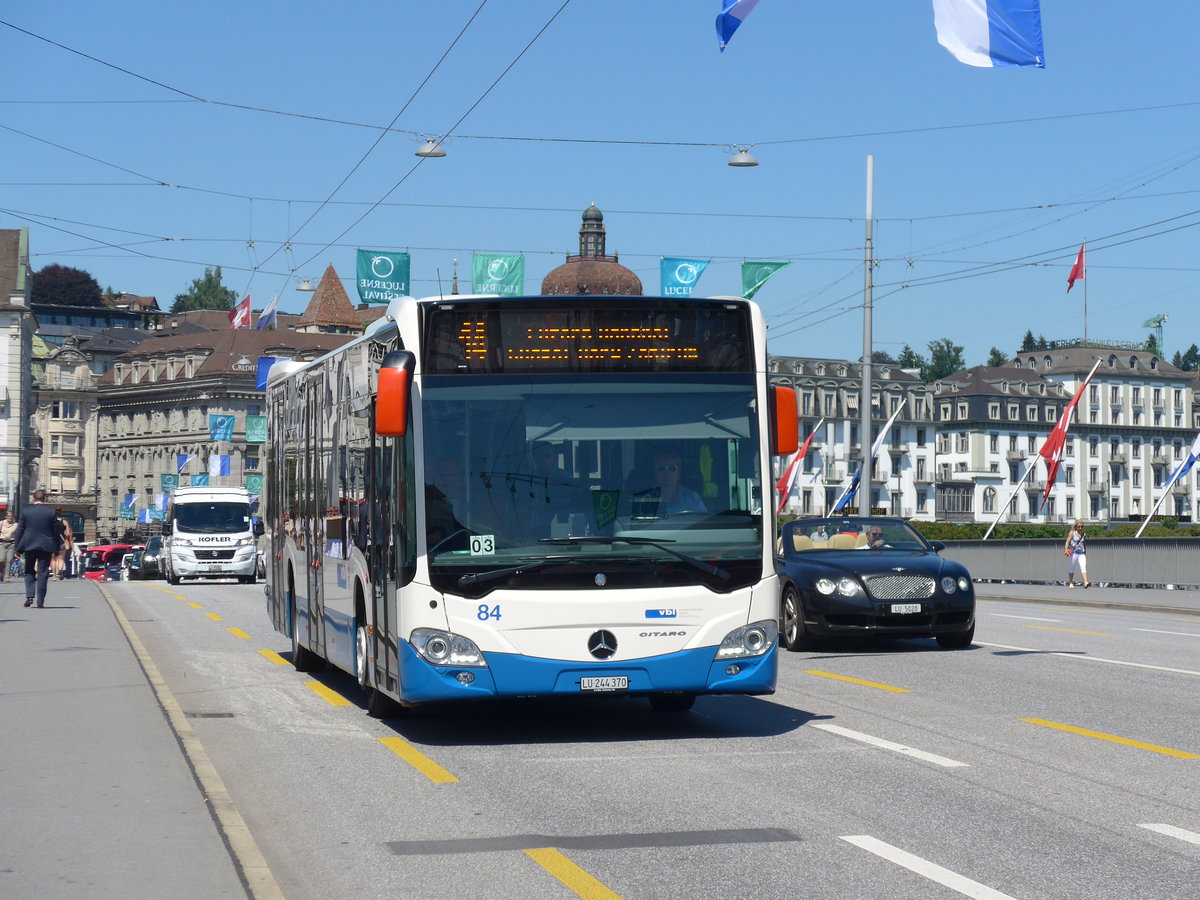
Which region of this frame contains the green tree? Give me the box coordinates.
[925,338,966,381]
[986,347,1009,367]
[1019,330,1037,352]
[1035,334,1049,350]
[897,344,927,372]
[31,264,103,307]
[1171,343,1200,371]
[171,266,238,313]
[1145,333,1162,356]
[870,349,898,365]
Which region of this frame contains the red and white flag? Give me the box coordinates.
[775,419,823,516]
[1066,242,1085,293]
[1038,358,1101,506]
[228,295,252,329]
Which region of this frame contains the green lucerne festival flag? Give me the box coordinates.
[190,474,209,487]
[245,415,267,443]
[741,261,789,300]
[472,253,525,296]
[356,249,410,304]
[161,473,179,492]
[246,474,264,496]
[209,414,235,442]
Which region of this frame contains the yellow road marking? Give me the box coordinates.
[1027,625,1110,637]
[187,602,203,609]
[1022,718,1200,759]
[805,670,910,693]
[378,737,459,784]
[523,848,623,900]
[258,649,289,666]
[305,681,351,707]
[227,627,250,639]
[205,612,224,622]
[1045,607,1108,615]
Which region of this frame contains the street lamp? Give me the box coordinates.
[415,136,447,158]
[727,147,759,167]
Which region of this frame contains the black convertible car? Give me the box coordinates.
[776,516,975,651]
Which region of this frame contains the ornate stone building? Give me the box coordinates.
[0,228,37,514]
[541,204,643,296]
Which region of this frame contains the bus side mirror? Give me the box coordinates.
[771,386,799,456]
[375,350,416,437]
[162,521,172,534]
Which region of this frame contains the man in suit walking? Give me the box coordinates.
[13,489,65,608]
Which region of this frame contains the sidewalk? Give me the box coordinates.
[0,576,252,899]
[974,580,1200,615]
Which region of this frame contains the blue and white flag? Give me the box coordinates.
[122,493,138,512]
[660,258,710,297]
[256,356,279,391]
[137,508,150,524]
[830,400,907,513]
[1136,430,1200,537]
[208,454,231,477]
[932,0,1044,68]
[176,454,196,475]
[155,493,169,511]
[255,294,278,330]
[716,0,760,51]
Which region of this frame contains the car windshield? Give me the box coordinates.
[174,503,250,534]
[422,373,764,595]
[783,518,929,553]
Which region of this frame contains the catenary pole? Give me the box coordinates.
[859,155,874,516]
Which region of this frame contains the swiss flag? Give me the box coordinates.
[1066,243,1085,293]
[1038,359,1101,506]
[228,295,251,329]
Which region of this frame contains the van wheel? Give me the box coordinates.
[167,573,180,586]
[290,601,324,673]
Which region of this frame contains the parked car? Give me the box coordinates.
[131,535,163,580]
[776,516,975,651]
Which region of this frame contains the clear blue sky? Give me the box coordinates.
[6,1,1200,367]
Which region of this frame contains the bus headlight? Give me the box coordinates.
[410,628,487,667]
[715,620,778,660]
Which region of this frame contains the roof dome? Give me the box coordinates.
[540,204,642,296]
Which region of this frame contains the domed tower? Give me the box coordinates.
[541,204,642,296]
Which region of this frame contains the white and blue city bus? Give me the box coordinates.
[264,294,797,716]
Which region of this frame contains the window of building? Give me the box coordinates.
[1065,497,1074,517]
[1089,385,1098,403]
[955,432,969,452]
[1046,405,1057,422]
[989,434,999,452]
[988,402,1000,419]
[245,455,260,471]
[1152,388,1162,407]
[957,402,968,419]
[1110,385,1120,404]
[1132,387,1142,405]
[1008,403,1019,419]
[1064,465,1074,485]
[916,458,926,480]
[936,434,950,453]
[983,487,996,513]
[915,427,926,447]
[1173,388,1182,408]
[1089,436,1099,456]
[51,400,79,420]
[1009,434,1018,451]
[1132,468,1141,487]
[1133,411,1141,426]
[1027,435,1036,453]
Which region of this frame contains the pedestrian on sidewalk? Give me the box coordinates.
[51,509,72,580]
[1063,518,1090,588]
[0,511,17,582]
[13,489,65,608]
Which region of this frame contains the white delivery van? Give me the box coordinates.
[162,486,262,585]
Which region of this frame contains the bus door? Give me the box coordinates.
[367,432,399,695]
[302,372,327,657]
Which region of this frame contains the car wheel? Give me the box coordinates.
[649,693,696,712]
[781,585,815,652]
[936,623,975,650]
[167,573,180,586]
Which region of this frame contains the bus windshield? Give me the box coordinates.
[422,373,763,595]
[174,502,251,534]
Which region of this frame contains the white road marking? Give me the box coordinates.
[990,614,1061,622]
[1132,628,1200,638]
[841,835,1017,899]
[978,641,1200,678]
[810,722,969,768]
[1138,823,1200,846]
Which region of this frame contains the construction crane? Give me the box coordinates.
[1142,313,1167,354]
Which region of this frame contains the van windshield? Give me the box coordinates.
[174,503,250,534]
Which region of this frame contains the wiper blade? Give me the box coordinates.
[457,557,576,587]
[539,536,730,582]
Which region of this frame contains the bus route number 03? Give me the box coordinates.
[469,534,496,555]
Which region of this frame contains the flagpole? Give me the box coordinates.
[983,458,1037,540]
[859,154,874,516]
[1082,249,1088,344]
[1135,486,1172,538]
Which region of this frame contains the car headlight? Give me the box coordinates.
[941,576,957,594]
[957,576,970,592]
[235,537,255,547]
[410,628,487,667]
[815,577,837,596]
[837,577,862,598]
[716,619,778,659]
[173,539,192,548]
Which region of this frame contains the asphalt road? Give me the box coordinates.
[4,577,1199,899]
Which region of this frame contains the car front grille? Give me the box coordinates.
[865,575,935,600]
[192,549,237,561]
